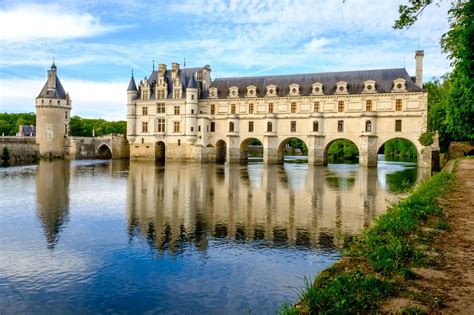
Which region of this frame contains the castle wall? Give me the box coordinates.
[0,137,39,165]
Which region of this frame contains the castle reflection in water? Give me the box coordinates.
[34,160,424,253]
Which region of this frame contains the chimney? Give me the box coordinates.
[158,64,166,77]
[415,50,424,88]
[171,62,180,80]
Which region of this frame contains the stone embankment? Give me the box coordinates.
[0,137,38,165]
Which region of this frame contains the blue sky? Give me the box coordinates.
[0,0,452,120]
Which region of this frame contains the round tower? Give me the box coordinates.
[185,73,198,140]
[35,62,71,158]
[126,70,138,143]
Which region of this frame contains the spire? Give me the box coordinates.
[127,69,138,92]
[51,57,57,71]
[152,60,155,72]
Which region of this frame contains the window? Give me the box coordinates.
[173,89,180,99]
[191,109,194,114]
[210,122,215,132]
[395,119,402,132]
[291,121,296,132]
[178,139,181,146]
[229,122,234,132]
[211,104,215,115]
[142,107,148,115]
[395,99,402,111]
[142,90,148,100]
[313,121,319,132]
[291,102,297,113]
[267,121,272,132]
[142,121,148,133]
[337,120,344,132]
[365,120,372,132]
[198,125,201,132]
[249,103,254,114]
[191,126,194,132]
[249,121,254,132]
[366,100,372,112]
[268,103,274,113]
[57,100,60,105]
[191,94,195,100]
[157,90,165,99]
[314,102,320,112]
[173,121,180,133]
[338,101,344,112]
[174,106,180,115]
[65,111,68,119]
[231,104,236,114]
[157,103,165,113]
[157,119,165,132]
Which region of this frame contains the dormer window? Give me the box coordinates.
[392,78,407,92]
[266,84,277,97]
[363,80,377,93]
[229,86,239,98]
[312,82,324,95]
[209,87,218,98]
[289,83,299,96]
[336,81,348,94]
[246,85,257,97]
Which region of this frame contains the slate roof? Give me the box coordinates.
[127,75,138,91]
[144,67,201,99]
[206,68,421,99]
[37,74,68,99]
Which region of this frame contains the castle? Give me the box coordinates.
[126,51,433,167]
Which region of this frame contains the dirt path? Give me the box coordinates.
[435,159,474,314]
[399,159,474,314]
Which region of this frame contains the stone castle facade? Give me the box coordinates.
[126,51,432,167]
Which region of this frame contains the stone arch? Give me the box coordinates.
[96,143,112,159]
[155,141,165,161]
[240,137,264,163]
[377,137,418,163]
[277,137,308,163]
[323,138,360,164]
[216,139,227,164]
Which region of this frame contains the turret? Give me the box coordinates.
[415,50,424,88]
[185,73,198,138]
[126,70,138,140]
[35,62,71,158]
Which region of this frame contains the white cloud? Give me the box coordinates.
[0,78,127,121]
[0,3,121,42]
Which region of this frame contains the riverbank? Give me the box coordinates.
[283,160,474,314]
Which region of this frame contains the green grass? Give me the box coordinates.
[282,171,454,314]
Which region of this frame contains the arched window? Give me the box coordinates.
[229,122,234,132]
[313,121,319,132]
[365,120,372,132]
[267,121,272,132]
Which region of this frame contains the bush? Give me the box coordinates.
[419,132,435,146]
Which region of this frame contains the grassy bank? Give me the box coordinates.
[282,170,454,314]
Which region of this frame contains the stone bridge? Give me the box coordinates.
[67,134,129,159]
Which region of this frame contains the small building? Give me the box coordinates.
[17,125,36,137]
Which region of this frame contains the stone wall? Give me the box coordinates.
[0,137,38,165]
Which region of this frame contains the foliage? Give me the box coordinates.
[0,113,36,136]
[327,139,358,161]
[382,139,417,158]
[395,1,474,142]
[419,132,435,146]
[283,171,454,313]
[68,116,126,137]
[287,138,308,155]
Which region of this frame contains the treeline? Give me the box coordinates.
[382,139,417,158]
[328,140,358,161]
[0,113,126,137]
[69,116,126,137]
[0,113,36,136]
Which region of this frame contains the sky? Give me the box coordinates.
[0,0,453,120]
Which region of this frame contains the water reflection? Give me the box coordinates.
[36,160,70,249]
[126,161,412,255]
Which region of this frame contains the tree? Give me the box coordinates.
[394,0,474,141]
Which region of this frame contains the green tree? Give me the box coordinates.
[394,0,474,141]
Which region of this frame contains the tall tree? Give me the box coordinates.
[394,0,474,141]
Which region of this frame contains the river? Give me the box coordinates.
[0,157,423,314]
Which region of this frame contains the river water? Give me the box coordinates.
[0,157,421,314]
